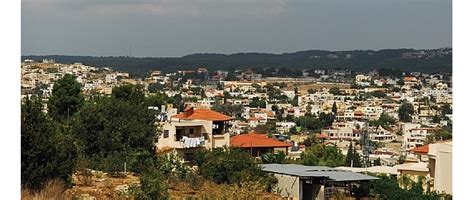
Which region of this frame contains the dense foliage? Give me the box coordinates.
[47,74,84,122]
[194,148,277,191]
[21,97,78,190]
[71,85,156,173]
[399,102,415,122]
[345,142,362,167]
[300,144,345,167]
[372,175,452,200]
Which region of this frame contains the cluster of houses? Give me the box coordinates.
[21,59,135,99]
[21,59,452,198]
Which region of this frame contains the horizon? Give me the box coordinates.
[21,46,452,58]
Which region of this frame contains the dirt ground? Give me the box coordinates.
[64,172,283,200]
[65,173,139,199]
[285,83,351,95]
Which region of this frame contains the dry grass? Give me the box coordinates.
[21,179,67,200]
[169,178,283,200]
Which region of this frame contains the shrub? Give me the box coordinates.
[76,155,93,186]
[156,151,189,179]
[136,168,169,200]
[21,179,66,200]
[195,148,277,192]
[103,151,127,178]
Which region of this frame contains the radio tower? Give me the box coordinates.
[129,43,132,57]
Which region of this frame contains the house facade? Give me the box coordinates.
[156,107,232,160]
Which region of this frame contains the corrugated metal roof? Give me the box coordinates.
[262,164,378,182]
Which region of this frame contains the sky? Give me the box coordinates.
[22,0,452,57]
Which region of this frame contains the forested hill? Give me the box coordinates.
[22,48,452,76]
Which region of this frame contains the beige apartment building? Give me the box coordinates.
[156,107,232,161]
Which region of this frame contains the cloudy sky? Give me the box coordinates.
[22,0,452,57]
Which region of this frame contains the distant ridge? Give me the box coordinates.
[22,48,452,76]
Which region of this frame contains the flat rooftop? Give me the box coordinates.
[262,164,378,182]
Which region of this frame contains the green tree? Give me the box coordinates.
[295,115,323,131]
[47,74,84,122]
[397,78,405,86]
[307,88,317,94]
[373,157,382,166]
[329,87,341,95]
[300,144,345,167]
[318,112,335,127]
[134,168,169,199]
[112,84,146,104]
[211,104,244,119]
[345,142,362,167]
[332,102,338,114]
[398,102,415,122]
[375,112,396,130]
[72,96,156,172]
[195,148,277,191]
[147,82,165,93]
[22,97,78,190]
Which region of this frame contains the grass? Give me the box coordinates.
[21,179,66,200]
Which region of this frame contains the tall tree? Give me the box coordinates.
[398,102,415,122]
[47,74,84,122]
[112,84,146,104]
[332,102,338,114]
[345,142,354,167]
[22,97,78,190]
[72,97,156,161]
[345,142,362,167]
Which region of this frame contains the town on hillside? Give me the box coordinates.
[21,59,452,199]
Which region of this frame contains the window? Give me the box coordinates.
[184,153,194,162]
[163,130,169,138]
[176,129,184,141]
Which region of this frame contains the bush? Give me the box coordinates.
[103,151,127,178]
[136,168,169,200]
[76,155,93,186]
[261,151,286,164]
[156,152,190,179]
[185,171,204,190]
[195,148,277,192]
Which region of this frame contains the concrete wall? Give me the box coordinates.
[273,174,300,199]
[430,143,452,194]
[157,120,213,149]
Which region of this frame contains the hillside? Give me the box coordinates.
[22,48,452,77]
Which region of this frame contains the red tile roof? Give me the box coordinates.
[316,133,328,139]
[412,145,429,154]
[172,108,232,121]
[230,133,292,148]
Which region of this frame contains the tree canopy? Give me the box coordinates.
[72,85,156,172]
[398,102,415,122]
[300,144,345,167]
[47,74,84,122]
[22,97,78,190]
